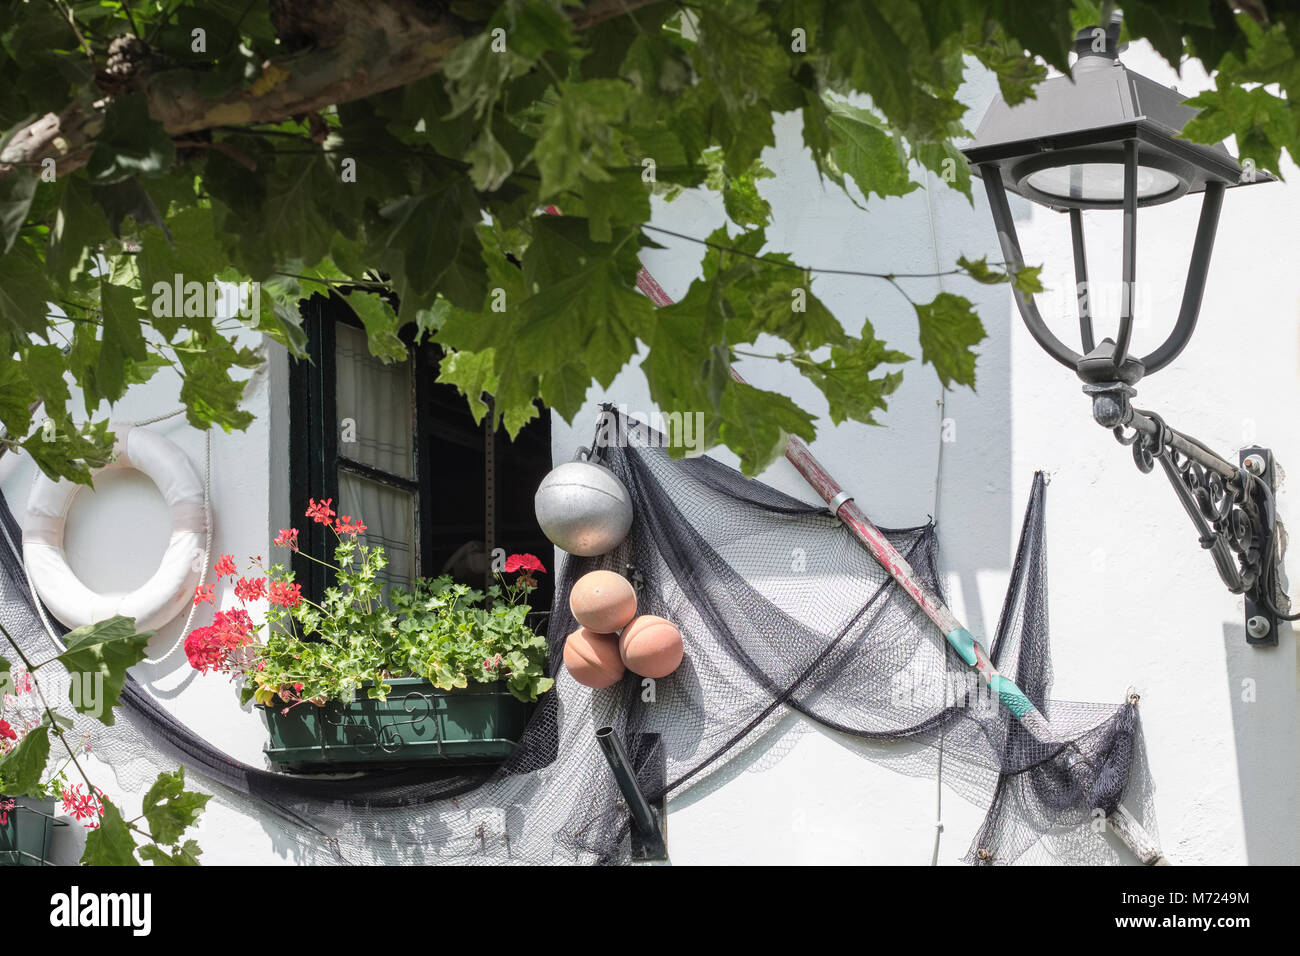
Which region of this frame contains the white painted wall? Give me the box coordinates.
[4,44,1295,865]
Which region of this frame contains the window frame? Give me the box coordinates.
[289,291,428,601]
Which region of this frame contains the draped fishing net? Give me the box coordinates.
[0,408,1157,865]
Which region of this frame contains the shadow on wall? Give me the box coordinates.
[923,175,1026,638]
[1222,620,1299,865]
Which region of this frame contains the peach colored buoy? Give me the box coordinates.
[569,570,637,634]
[563,627,626,688]
[618,615,684,678]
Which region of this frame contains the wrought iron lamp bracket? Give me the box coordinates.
[977,158,1282,646]
[1104,402,1279,644]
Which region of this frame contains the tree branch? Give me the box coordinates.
[0,0,662,181]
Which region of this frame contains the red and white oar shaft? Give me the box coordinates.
[726,366,1052,740]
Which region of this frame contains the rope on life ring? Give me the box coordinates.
[22,411,212,663]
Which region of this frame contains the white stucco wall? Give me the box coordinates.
[553,44,1300,866]
[3,43,1295,865]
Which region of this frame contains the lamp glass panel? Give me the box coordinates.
[1024,162,1181,202]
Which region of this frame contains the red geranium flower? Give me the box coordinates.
[0,718,16,741]
[335,515,368,536]
[273,528,300,550]
[185,609,255,675]
[193,584,215,605]
[214,554,238,578]
[306,498,336,526]
[268,580,303,609]
[504,553,546,574]
[60,784,105,829]
[234,576,267,603]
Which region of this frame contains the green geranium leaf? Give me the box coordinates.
[0,719,50,797]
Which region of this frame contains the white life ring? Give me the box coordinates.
[23,425,208,634]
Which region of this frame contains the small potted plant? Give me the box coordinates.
[186,499,554,772]
[1,671,78,866]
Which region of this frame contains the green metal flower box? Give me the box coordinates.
[0,797,62,866]
[259,679,531,772]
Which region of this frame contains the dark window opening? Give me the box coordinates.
[288,291,555,622]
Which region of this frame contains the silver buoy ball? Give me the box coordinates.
[535,458,633,556]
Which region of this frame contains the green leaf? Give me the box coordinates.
[537,362,590,423]
[21,418,114,485]
[718,380,817,476]
[957,255,1007,284]
[377,179,487,312]
[641,279,730,443]
[699,148,774,227]
[914,292,986,389]
[0,719,50,796]
[138,839,202,866]
[96,281,151,406]
[438,220,652,433]
[1011,265,1044,295]
[55,614,152,726]
[90,178,166,236]
[0,168,37,255]
[14,343,71,424]
[173,330,259,433]
[796,325,911,426]
[582,169,652,242]
[82,798,140,866]
[0,243,56,337]
[141,768,210,846]
[465,127,515,192]
[1124,0,1212,69]
[532,79,631,200]
[437,347,499,423]
[825,101,918,202]
[46,175,111,284]
[913,137,972,201]
[0,355,38,439]
[1183,85,1295,177]
[342,291,407,363]
[87,92,176,183]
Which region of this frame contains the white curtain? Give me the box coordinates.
[334,323,417,590]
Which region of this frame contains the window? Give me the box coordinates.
[289,291,555,619]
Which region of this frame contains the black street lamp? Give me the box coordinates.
[962,17,1289,645]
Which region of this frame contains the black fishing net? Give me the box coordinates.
[0,408,1157,865]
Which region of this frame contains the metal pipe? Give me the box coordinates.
[595,726,665,854]
[1140,181,1226,374]
[1113,140,1139,367]
[980,169,1084,370]
[1069,209,1096,353]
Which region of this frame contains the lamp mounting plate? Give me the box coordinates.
[1241,446,1280,647]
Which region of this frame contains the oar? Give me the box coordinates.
[634,266,1167,864]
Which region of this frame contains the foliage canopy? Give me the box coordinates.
[0,0,1295,477]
